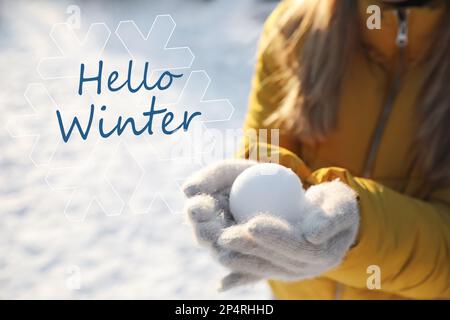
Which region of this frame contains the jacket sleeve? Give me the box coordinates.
[311,167,450,300]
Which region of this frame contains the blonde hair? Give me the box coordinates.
[264,0,450,187]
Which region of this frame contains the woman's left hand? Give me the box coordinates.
[216,180,360,291]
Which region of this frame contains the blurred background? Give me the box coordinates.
[0,0,279,299]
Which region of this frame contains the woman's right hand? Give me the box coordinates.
[182,159,265,290]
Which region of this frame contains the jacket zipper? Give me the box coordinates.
[335,9,409,300]
[362,9,409,178]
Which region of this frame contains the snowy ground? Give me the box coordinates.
[0,0,277,299]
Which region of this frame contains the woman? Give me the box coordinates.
[183,0,450,299]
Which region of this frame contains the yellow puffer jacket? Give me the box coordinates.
[242,0,450,299]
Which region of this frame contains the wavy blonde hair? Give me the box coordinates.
[264,0,450,187]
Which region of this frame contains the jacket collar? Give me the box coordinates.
[358,0,446,66]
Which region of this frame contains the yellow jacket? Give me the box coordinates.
[242,0,450,299]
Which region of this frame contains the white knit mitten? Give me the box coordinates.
[183,159,256,247]
[183,160,359,291]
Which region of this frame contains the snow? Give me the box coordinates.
[230,163,305,223]
[0,0,277,299]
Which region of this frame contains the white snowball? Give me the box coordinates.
[229,163,305,223]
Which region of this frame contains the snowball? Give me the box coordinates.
[229,163,305,223]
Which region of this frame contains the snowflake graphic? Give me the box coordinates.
[45,141,129,221]
[8,14,235,221]
[37,22,111,79]
[6,83,61,166]
[115,15,194,70]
